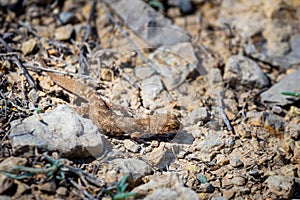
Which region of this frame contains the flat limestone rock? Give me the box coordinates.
[260,70,300,106]
[133,173,198,200]
[148,42,199,90]
[265,175,295,199]
[109,158,154,184]
[105,0,191,47]
[224,55,269,89]
[9,105,112,158]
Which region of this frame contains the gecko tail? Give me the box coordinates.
[38,55,96,99]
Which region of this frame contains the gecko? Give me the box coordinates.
[38,56,181,142]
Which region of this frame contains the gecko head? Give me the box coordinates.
[161,113,182,133]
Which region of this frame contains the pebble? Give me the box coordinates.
[0,174,13,194]
[21,38,37,55]
[110,158,153,184]
[54,24,74,40]
[123,139,140,153]
[140,75,163,108]
[211,197,227,200]
[133,173,198,200]
[265,175,295,199]
[148,42,198,90]
[168,0,193,14]
[35,25,55,38]
[239,187,251,195]
[229,156,243,168]
[0,157,27,172]
[188,107,210,124]
[56,187,68,196]
[39,180,56,193]
[216,154,229,166]
[222,188,235,199]
[14,181,30,196]
[231,176,246,186]
[197,183,214,193]
[207,68,223,85]
[134,65,156,80]
[291,141,300,164]
[57,11,76,25]
[223,55,269,89]
[190,131,229,162]
[143,143,176,170]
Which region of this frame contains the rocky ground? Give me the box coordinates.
[0,0,300,199]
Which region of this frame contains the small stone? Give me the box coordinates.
[239,187,250,195]
[197,183,214,193]
[286,123,300,141]
[229,156,243,168]
[39,180,56,193]
[54,24,74,41]
[146,188,178,200]
[35,25,55,38]
[0,174,13,194]
[272,105,283,114]
[188,107,210,124]
[110,158,153,184]
[148,42,198,90]
[28,89,39,103]
[231,176,246,186]
[168,0,193,14]
[246,111,285,134]
[58,11,76,25]
[279,165,298,177]
[21,38,37,56]
[264,112,285,133]
[216,154,229,166]
[124,139,140,153]
[291,141,300,164]
[0,157,27,172]
[14,180,30,196]
[134,65,155,79]
[222,188,236,199]
[223,99,238,114]
[56,187,68,196]
[246,110,264,127]
[207,68,223,85]
[265,175,295,199]
[224,55,269,89]
[190,131,232,162]
[140,75,164,108]
[143,143,176,169]
[133,173,198,200]
[211,197,227,200]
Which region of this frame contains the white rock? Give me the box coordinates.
[10,105,112,158]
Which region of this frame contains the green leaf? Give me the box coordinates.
[147,0,165,11]
[113,192,137,200]
[281,91,300,97]
[196,174,208,184]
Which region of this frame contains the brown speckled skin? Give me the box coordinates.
[40,57,181,142]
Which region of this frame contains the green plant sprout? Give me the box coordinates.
[145,0,165,11]
[196,174,208,184]
[104,175,137,200]
[281,92,300,97]
[0,154,65,180]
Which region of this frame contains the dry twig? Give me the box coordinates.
[217,92,235,134]
[0,36,36,88]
